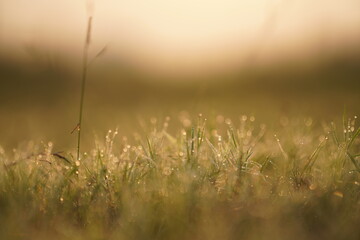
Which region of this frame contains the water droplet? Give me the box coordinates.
[182,119,191,127]
[305,118,313,127]
[216,115,224,124]
[333,191,343,198]
[150,117,157,125]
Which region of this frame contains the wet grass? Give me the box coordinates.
[0,113,359,240]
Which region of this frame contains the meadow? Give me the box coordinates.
[1,1,360,238]
[1,42,360,240]
[0,110,359,240]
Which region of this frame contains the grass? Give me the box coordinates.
[1,5,359,240]
[76,16,92,161]
[0,113,359,240]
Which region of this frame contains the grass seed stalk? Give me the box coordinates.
[76,16,92,161]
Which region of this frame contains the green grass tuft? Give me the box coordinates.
[0,114,359,240]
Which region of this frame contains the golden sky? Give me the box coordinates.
[1,0,359,74]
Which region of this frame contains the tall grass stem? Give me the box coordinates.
[77,17,92,161]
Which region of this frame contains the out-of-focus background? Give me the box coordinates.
[0,0,359,150]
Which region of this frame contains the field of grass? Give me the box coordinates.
[0,112,359,240]
[1,39,360,240]
[1,3,360,239]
